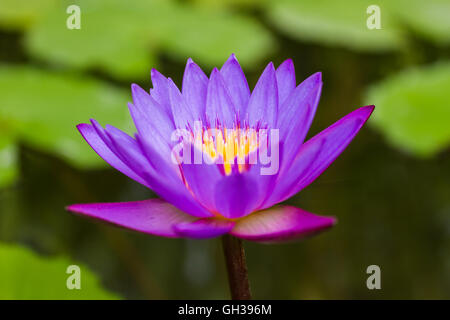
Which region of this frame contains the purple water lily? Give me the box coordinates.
[67,54,374,243]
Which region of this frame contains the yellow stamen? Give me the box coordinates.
[200,126,258,175]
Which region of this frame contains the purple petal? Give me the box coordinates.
[182,58,208,122]
[150,69,172,118]
[90,118,128,164]
[86,119,213,218]
[214,174,260,219]
[261,139,322,209]
[263,105,375,208]
[77,123,151,188]
[127,102,173,157]
[230,205,336,243]
[247,62,278,128]
[220,54,250,117]
[133,135,215,218]
[181,158,223,213]
[276,59,296,105]
[205,68,236,128]
[174,218,235,239]
[131,83,175,140]
[90,120,163,189]
[277,72,322,174]
[168,78,195,129]
[103,124,156,183]
[245,140,282,210]
[67,199,196,238]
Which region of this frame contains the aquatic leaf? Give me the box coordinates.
[0,66,130,168]
[390,0,450,45]
[0,243,119,299]
[24,0,274,79]
[0,135,17,188]
[266,0,405,51]
[0,0,56,30]
[365,62,450,157]
[161,6,274,68]
[25,0,160,79]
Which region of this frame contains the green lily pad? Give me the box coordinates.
[365,62,450,157]
[0,66,130,168]
[161,6,274,68]
[25,0,160,79]
[24,0,274,79]
[0,243,119,299]
[266,0,406,52]
[0,135,18,188]
[390,0,450,45]
[0,0,56,30]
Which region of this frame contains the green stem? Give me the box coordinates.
[221,234,252,300]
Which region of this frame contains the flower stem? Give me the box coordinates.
[221,234,252,300]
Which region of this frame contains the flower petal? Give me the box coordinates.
[88,118,211,220]
[220,54,250,117]
[77,122,150,188]
[181,158,223,213]
[182,58,208,122]
[205,68,236,128]
[133,135,215,218]
[276,59,296,105]
[245,139,282,210]
[150,68,172,117]
[262,138,322,209]
[131,83,175,140]
[264,105,375,208]
[103,124,156,184]
[86,120,211,218]
[168,78,195,130]
[214,173,260,219]
[173,218,235,239]
[230,205,336,243]
[277,72,322,174]
[67,199,196,238]
[127,102,173,158]
[247,62,278,128]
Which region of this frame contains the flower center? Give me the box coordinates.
[187,123,260,175]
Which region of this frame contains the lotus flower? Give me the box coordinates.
[67,54,374,243]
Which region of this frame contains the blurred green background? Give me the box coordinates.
[0,0,449,299]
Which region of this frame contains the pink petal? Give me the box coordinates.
[67,199,197,238]
[230,205,336,243]
[174,218,235,239]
